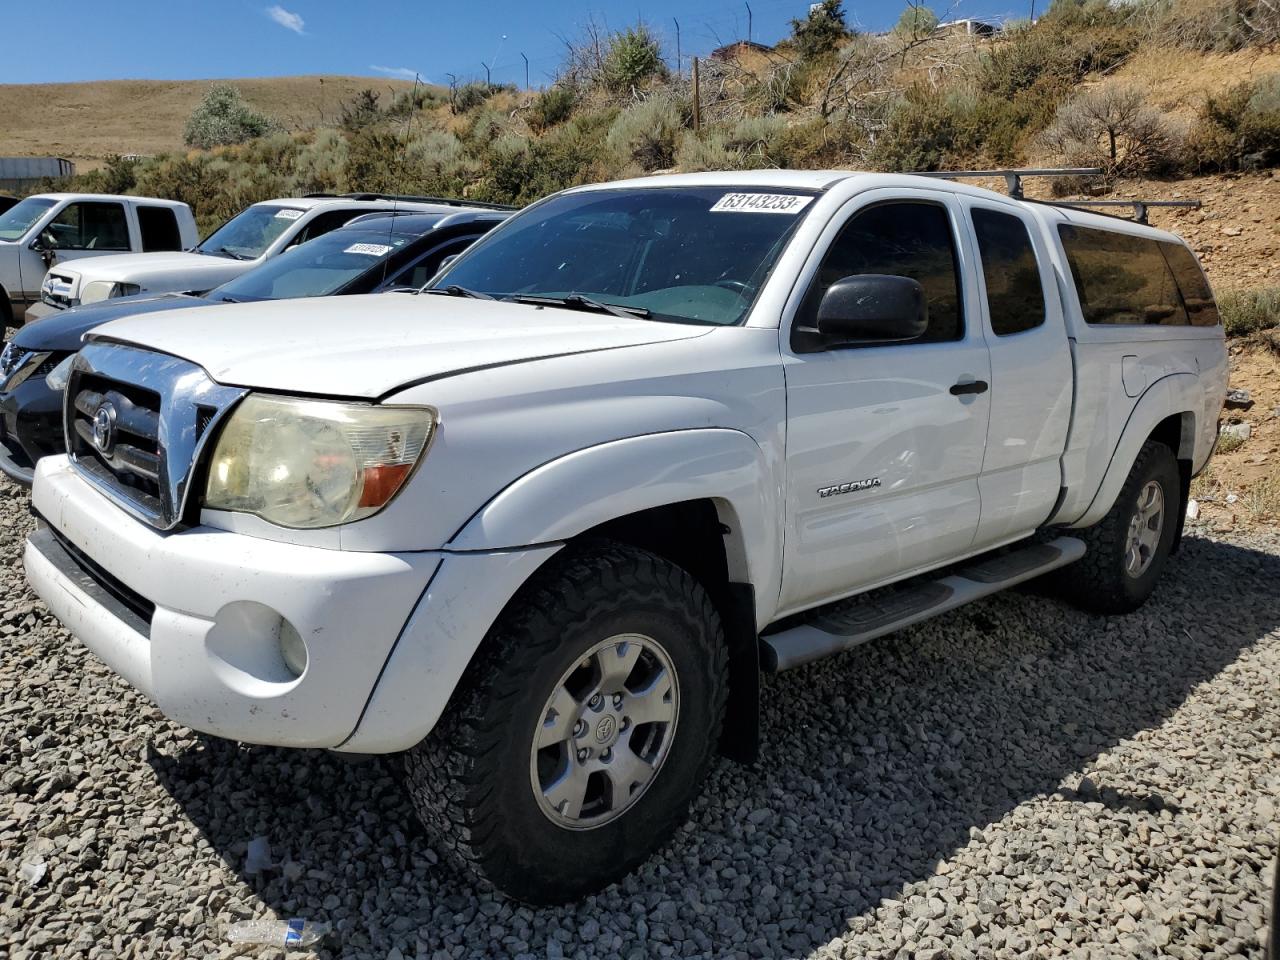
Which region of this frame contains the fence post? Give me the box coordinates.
[692,57,701,133]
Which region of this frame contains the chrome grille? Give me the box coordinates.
[66,343,247,530]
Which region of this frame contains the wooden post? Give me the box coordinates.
[692,57,701,133]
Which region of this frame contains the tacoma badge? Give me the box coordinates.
[818,477,881,498]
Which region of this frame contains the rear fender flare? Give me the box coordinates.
[1067,373,1197,529]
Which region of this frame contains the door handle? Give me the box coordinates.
[949,379,989,396]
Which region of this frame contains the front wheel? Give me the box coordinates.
[405,541,728,903]
[1059,440,1180,615]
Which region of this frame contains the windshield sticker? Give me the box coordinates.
[710,193,813,214]
[273,209,304,220]
[344,242,394,257]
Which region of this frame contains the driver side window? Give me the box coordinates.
[42,202,130,251]
[798,200,964,344]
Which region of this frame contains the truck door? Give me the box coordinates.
[959,199,1073,547]
[779,191,991,614]
[33,200,133,270]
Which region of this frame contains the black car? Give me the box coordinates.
[0,209,506,484]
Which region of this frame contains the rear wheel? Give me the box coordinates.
[405,540,728,903]
[1059,440,1180,614]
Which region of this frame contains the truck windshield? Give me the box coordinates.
[0,197,56,242]
[432,186,816,326]
[197,205,304,260]
[209,228,412,301]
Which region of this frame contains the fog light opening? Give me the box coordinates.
[279,619,308,679]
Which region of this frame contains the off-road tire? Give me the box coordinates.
[404,540,728,904]
[1059,440,1180,615]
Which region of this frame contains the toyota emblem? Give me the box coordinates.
[92,402,117,454]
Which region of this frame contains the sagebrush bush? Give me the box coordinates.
[1040,84,1182,179]
[605,96,686,173]
[183,84,282,149]
[1218,286,1280,336]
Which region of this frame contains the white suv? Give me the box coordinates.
[24,171,1227,903]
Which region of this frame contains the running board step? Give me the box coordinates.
[760,536,1086,672]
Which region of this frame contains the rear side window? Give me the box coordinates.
[1159,241,1220,327]
[802,201,964,343]
[289,209,364,247]
[972,209,1046,336]
[137,205,182,251]
[1058,225,1188,326]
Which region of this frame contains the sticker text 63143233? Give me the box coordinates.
[710,193,814,214]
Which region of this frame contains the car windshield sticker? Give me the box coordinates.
[710,193,813,214]
[273,209,304,220]
[344,242,394,257]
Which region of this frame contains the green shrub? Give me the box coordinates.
[133,154,234,233]
[867,86,1023,171]
[1187,74,1280,171]
[294,129,350,194]
[789,0,853,59]
[76,154,140,195]
[601,26,667,95]
[450,81,512,114]
[528,86,577,132]
[1219,286,1280,337]
[183,84,282,149]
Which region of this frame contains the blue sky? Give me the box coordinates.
[0,0,1022,87]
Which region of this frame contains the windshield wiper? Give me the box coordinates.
[422,285,494,301]
[507,294,651,319]
[213,246,251,261]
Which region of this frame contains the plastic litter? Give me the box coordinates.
[225,919,330,947]
[244,836,273,875]
[18,858,46,887]
[1185,499,1200,521]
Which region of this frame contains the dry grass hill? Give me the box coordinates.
[0,76,417,169]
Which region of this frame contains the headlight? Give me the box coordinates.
[79,281,141,305]
[204,395,435,529]
[44,354,75,392]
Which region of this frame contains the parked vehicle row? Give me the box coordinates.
[12,171,1226,905]
[0,193,198,326]
[0,209,506,482]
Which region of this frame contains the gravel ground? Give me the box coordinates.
[0,475,1277,960]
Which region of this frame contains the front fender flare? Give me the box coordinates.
[1066,372,1197,529]
[447,428,781,628]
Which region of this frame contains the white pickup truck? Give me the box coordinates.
[23,171,1227,903]
[0,193,196,327]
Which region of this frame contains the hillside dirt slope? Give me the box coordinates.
[0,76,417,169]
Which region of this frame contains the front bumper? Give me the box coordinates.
[25,456,442,748]
[23,301,60,323]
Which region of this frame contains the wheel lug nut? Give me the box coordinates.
[573,720,586,737]
[589,694,602,709]
[612,694,623,708]
[601,748,612,762]
[577,749,588,762]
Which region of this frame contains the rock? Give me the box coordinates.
[1224,388,1252,410]
[1219,421,1251,442]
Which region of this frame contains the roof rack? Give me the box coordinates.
[1042,198,1200,225]
[907,168,1201,223]
[910,168,1104,200]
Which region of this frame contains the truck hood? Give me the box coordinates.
[89,293,714,398]
[55,251,252,294]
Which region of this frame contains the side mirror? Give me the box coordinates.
[812,274,928,347]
